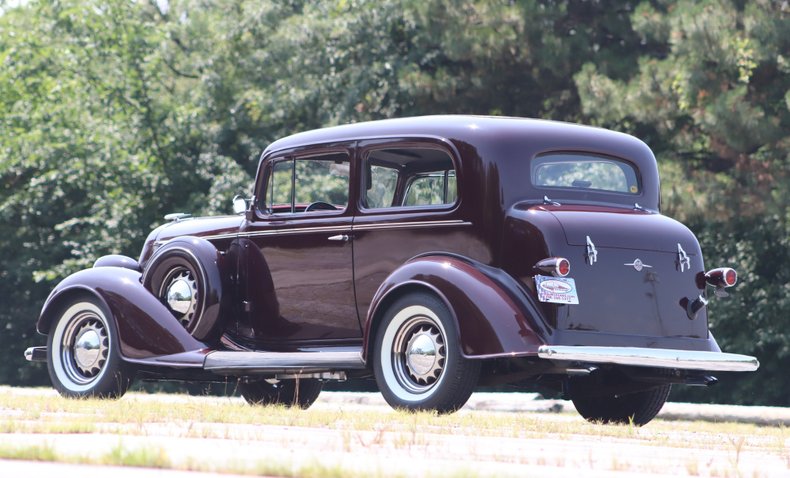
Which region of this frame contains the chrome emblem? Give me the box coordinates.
[625,258,652,272]
[586,236,598,265]
[677,244,690,272]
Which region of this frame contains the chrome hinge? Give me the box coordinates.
[677,243,690,272]
[586,235,598,265]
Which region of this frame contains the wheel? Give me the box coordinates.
[153,256,203,332]
[304,201,337,212]
[373,292,480,413]
[239,378,323,409]
[571,383,671,426]
[47,297,134,398]
[142,242,223,341]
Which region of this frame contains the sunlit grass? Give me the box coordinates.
[0,386,786,445]
[0,386,787,477]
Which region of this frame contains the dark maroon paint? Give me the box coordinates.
[35,115,731,376]
[37,267,207,364]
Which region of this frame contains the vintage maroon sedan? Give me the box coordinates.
[25,116,758,425]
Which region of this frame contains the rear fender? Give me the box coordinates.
[37,267,207,367]
[363,255,545,361]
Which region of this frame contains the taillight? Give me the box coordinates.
[557,258,570,277]
[705,268,737,288]
[535,257,571,277]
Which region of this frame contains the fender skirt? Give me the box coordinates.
[37,267,208,368]
[364,255,547,360]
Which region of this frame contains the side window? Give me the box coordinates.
[363,147,457,209]
[268,159,293,212]
[265,152,350,214]
[366,165,399,208]
[404,170,456,206]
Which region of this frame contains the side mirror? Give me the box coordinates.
[232,195,249,215]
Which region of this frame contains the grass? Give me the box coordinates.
[0,386,787,477]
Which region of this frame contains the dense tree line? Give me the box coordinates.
[1,0,787,404]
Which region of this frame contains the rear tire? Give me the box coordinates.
[373,292,480,414]
[47,297,134,399]
[239,378,323,409]
[571,384,671,426]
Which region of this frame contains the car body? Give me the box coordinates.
[25,115,758,425]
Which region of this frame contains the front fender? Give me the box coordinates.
[38,267,207,366]
[364,255,546,360]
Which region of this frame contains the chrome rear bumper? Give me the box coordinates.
[537,345,759,372]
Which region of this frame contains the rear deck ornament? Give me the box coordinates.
[625,258,652,272]
[585,235,598,265]
[677,244,691,272]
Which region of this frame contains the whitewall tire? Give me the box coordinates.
[47,297,133,398]
[373,292,480,413]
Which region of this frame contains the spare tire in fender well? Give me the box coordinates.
[141,236,228,341]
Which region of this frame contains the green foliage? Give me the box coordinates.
[575,0,790,405]
[575,0,789,222]
[671,214,790,405]
[1,0,788,405]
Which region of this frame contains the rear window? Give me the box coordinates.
[532,153,640,195]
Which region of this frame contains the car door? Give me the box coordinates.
[238,146,361,346]
[352,139,486,322]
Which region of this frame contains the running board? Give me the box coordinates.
[203,349,366,374]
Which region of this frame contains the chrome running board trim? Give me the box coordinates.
[537,345,759,372]
[203,350,366,374]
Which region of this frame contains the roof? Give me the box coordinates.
[263,115,650,159]
[261,115,660,211]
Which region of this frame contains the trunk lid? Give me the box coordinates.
[547,205,695,253]
[544,206,708,339]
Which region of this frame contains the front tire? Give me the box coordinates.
[373,292,480,413]
[239,378,323,409]
[47,297,134,398]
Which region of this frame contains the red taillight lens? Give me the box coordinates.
[724,269,737,287]
[557,258,570,277]
[705,267,737,288]
[534,257,571,277]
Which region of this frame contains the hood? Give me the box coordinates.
[155,215,244,242]
[138,215,244,267]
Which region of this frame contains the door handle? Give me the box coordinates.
[328,234,350,242]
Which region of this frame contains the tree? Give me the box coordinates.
[0,0,248,385]
[574,0,790,404]
[3,0,788,405]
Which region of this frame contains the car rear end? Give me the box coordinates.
[493,123,757,424]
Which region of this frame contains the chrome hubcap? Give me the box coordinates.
[162,268,198,327]
[393,317,446,393]
[74,328,102,371]
[62,312,109,384]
